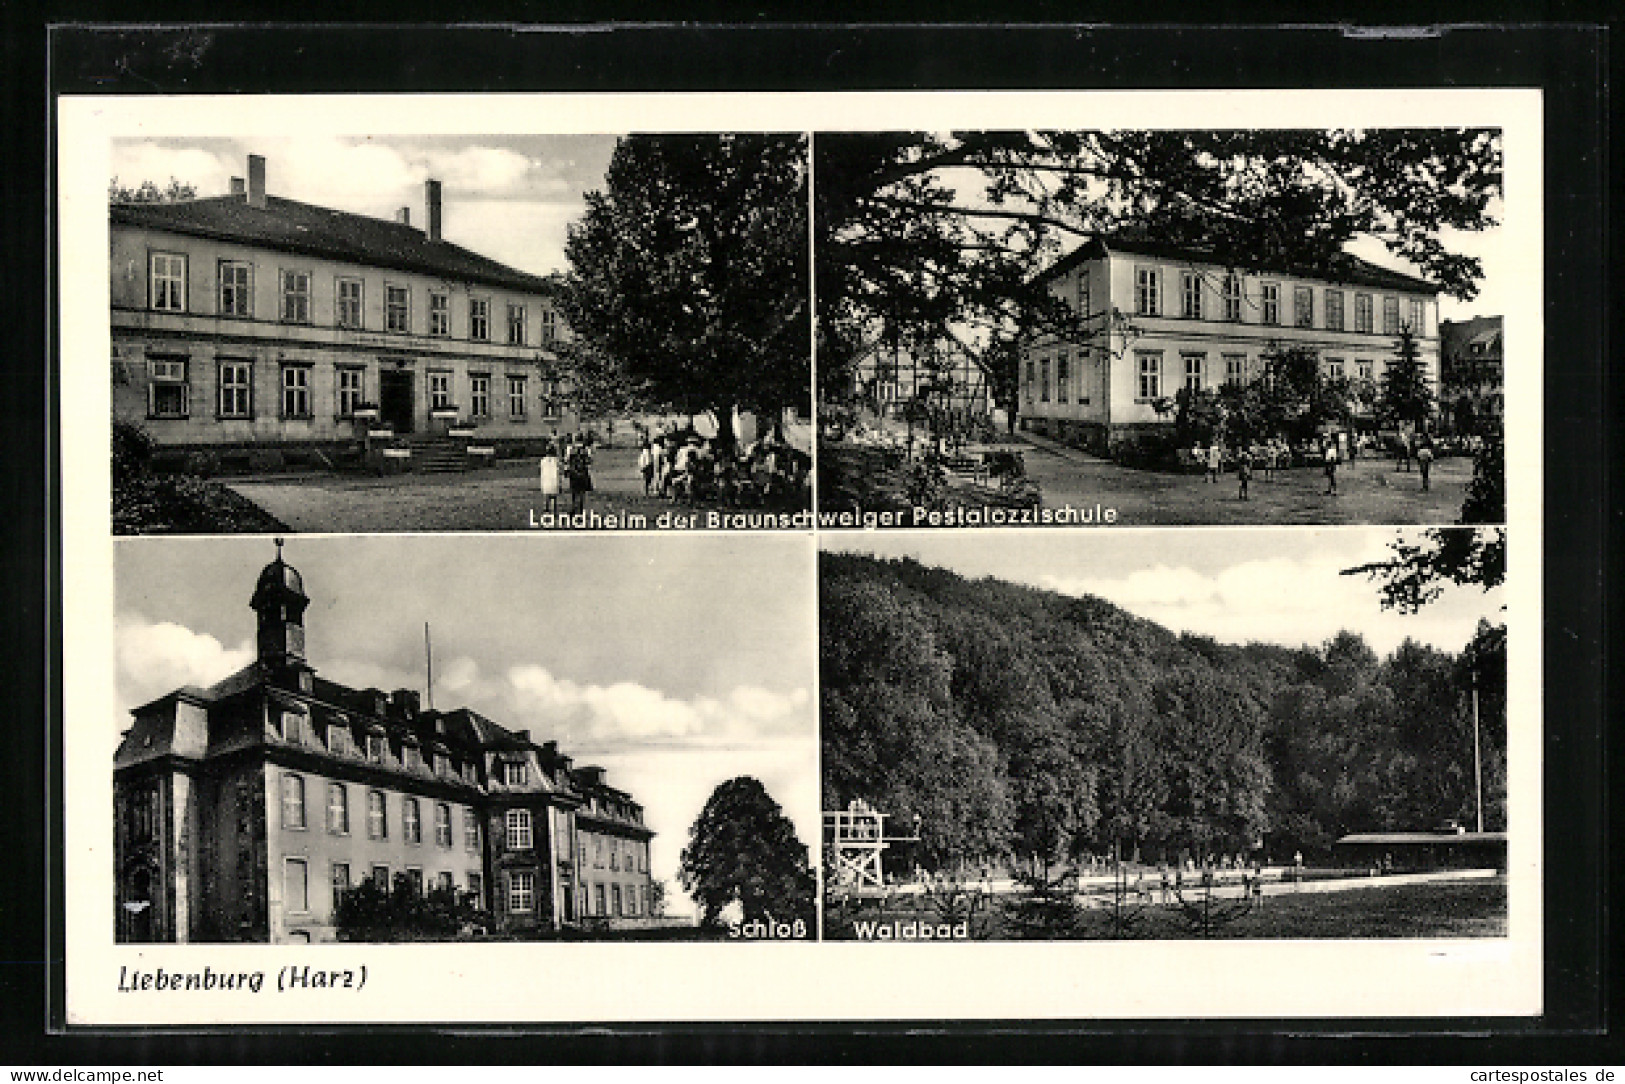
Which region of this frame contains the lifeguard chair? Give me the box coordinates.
[823,799,919,891]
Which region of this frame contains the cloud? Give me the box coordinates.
[110,142,233,196]
[114,613,253,721]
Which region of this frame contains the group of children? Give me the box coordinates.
[1194,432,1435,501]
[635,431,806,507]
[536,433,595,515]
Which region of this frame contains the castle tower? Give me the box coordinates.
[250,538,309,671]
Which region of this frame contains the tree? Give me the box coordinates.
[561,134,809,447]
[1378,325,1436,432]
[679,776,815,929]
[109,177,197,204]
[817,130,1502,416]
[1342,527,1505,613]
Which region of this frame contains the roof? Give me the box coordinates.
[1440,315,1504,355]
[1042,234,1438,294]
[111,194,555,296]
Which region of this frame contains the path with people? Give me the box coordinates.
[1012,430,1478,526]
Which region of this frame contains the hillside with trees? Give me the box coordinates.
[821,553,1506,873]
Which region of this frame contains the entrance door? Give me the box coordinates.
[380,369,415,434]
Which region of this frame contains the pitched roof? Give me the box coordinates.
[1042,234,1438,294]
[111,195,555,295]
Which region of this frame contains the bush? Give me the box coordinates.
[335,875,493,942]
[112,418,154,486]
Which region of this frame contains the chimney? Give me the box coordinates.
[246,155,266,209]
[229,177,245,197]
[395,207,411,227]
[425,179,442,242]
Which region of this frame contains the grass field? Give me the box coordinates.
[824,876,1508,940]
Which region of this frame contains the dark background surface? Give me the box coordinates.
[2,18,1616,1064]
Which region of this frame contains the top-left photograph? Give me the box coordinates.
[109,133,812,534]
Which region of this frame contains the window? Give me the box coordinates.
[385,285,411,333]
[1181,272,1202,319]
[126,787,158,841]
[367,790,387,840]
[464,810,481,851]
[336,278,363,329]
[1135,267,1161,316]
[1056,352,1069,404]
[435,803,452,847]
[326,721,353,756]
[336,367,364,418]
[436,871,454,894]
[429,371,451,412]
[612,884,623,917]
[365,732,385,764]
[429,292,449,336]
[219,260,251,317]
[1025,361,1036,404]
[467,872,483,907]
[539,379,562,418]
[469,298,490,341]
[281,773,306,830]
[595,837,604,868]
[506,808,533,850]
[509,871,535,913]
[625,884,637,916]
[284,858,309,914]
[370,864,389,888]
[326,783,349,835]
[331,863,350,910]
[469,374,490,418]
[1223,354,1247,386]
[218,360,252,419]
[147,357,189,419]
[1183,353,1204,393]
[1222,273,1242,321]
[1136,351,1162,400]
[1326,358,1346,380]
[1325,289,1345,331]
[403,744,422,772]
[507,375,527,419]
[594,883,607,916]
[150,252,187,311]
[507,303,526,345]
[280,270,311,323]
[1038,359,1050,403]
[1075,274,1090,319]
[405,867,423,896]
[504,761,526,786]
[403,798,422,844]
[434,752,451,778]
[1354,293,1374,333]
[281,365,312,418]
[1383,295,1401,334]
[539,307,557,343]
[1261,282,1280,325]
[1356,359,1375,382]
[610,842,619,871]
[1294,286,1314,328]
[1408,298,1426,334]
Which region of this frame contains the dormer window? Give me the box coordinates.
[327,722,354,756]
[403,744,423,771]
[365,732,385,764]
[504,761,526,786]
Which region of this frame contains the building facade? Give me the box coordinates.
[111,154,577,460]
[1438,315,1504,433]
[1018,236,1441,454]
[113,545,653,943]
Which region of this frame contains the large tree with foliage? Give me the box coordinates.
[1378,325,1437,432]
[679,776,815,929]
[561,134,809,446]
[817,129,1501,422]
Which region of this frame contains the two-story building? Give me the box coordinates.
[1018,235,1441,455]
[113,542,654,944]
[1439,315,1504,434]
[110,154,576,462]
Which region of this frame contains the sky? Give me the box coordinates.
[112,135,620,278]
[114,534,819,920]
[113,132,1505,322]
[823,528,1505,658]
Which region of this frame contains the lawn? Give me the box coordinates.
[824,876,1507,940]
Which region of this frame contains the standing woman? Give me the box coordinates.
[538,437,561,516]
[568,434,594,515]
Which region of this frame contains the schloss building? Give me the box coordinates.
[114,544,654,943]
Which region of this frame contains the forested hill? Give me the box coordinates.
[820,552,1507,868]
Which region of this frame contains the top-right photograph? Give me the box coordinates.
[814,129,1506,528]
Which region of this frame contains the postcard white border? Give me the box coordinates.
[60,88,1542,1025]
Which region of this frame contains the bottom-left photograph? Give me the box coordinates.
[110,533,818,943]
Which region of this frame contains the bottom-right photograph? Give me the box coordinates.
[819,527,1510,941]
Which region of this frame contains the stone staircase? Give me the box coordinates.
[401,433,470,474]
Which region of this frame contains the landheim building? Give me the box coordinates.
[110,154,577,460]
[113,544,653,943]
[1018,236,1441,454]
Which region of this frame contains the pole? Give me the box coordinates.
[1472,668,1483,833]
[425,622,434,711]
